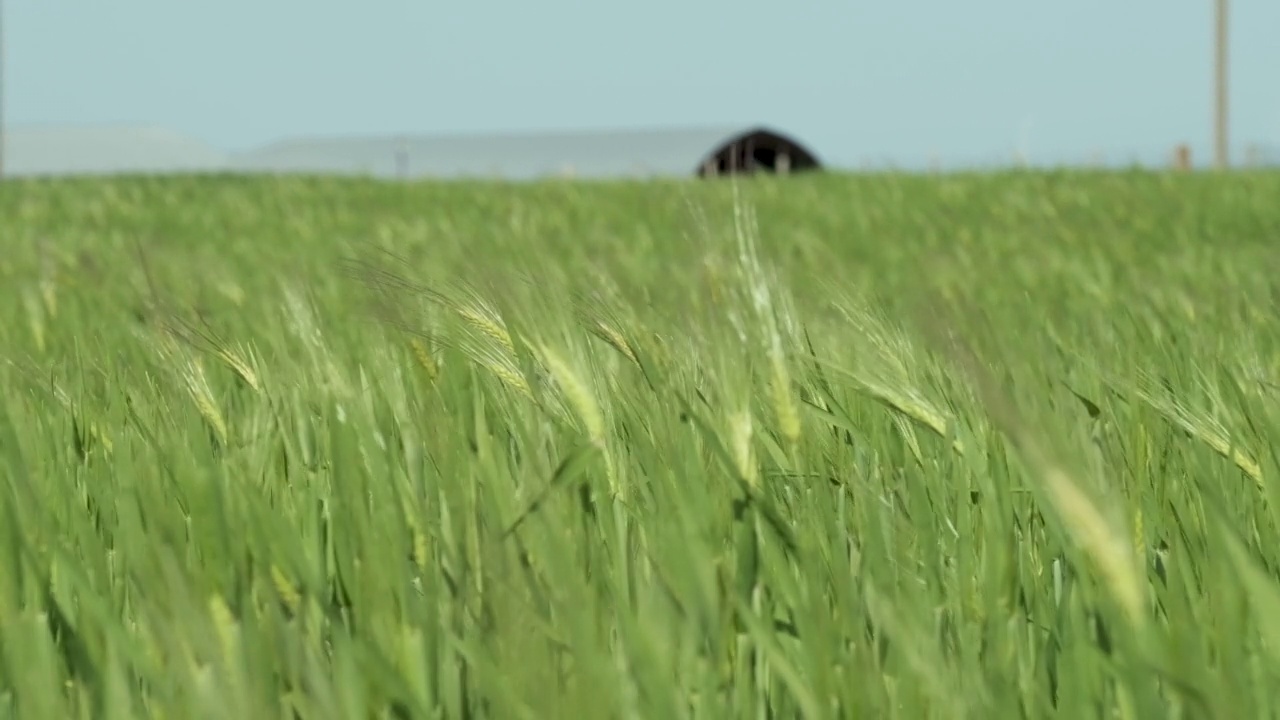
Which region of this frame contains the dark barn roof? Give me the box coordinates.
[229,125,823,180]
[697,127,821,176]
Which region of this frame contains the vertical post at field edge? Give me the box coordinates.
[1213,0,1229,170]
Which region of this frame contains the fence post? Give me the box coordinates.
[1173,144,1192,171]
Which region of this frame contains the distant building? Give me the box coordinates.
[228,126,823,180]
[0,124,823,181]
[2,125,228,178]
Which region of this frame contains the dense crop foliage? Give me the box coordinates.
[1,170,1279,718]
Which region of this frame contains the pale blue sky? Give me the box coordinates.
[7,0,1279,169]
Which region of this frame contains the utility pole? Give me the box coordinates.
[1213,0,1229,170]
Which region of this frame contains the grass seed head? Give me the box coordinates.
[269,565,301,616]
[729,408,757,489]
[538,342,604,447]
[591,320,641,370]
[215,344,262,393]
[1044,463,1146,630]
[472,344,533,399]
[208,594,240,663]
[180,358,228,447]
[453,299,515,355]
[409,338,440,382]
[768,337,801,445]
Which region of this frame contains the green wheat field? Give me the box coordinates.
[1,169,1279,719]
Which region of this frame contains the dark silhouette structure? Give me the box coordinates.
[696,127,823,177]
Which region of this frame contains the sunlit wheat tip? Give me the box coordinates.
[411,527,429,572]
[181,359,228,447]
[409,338,440,382]
[208,594,240,663]
[454,301,515,355]
[472,348,533,400]
[216,344,262,393]
[270,565,302,615]
[90,421,114,456]
[768,334,801,445]
[1043,465,1145,629]
[592,320,641,369]
[1133,383,1263,488]
[539,343,604,446]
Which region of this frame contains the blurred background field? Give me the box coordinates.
[2,170,1280,718]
